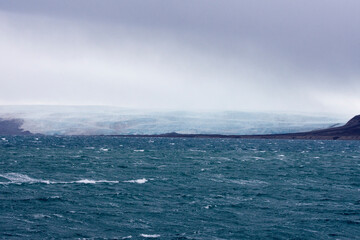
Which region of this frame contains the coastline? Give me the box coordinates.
[1,115,360,140]
[110,115,360,140]
[109,133,360,141]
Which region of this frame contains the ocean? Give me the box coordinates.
[0,136,359,239]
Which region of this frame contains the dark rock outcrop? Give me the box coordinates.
[266,114,360,140]
[0,118,32,136]
[342,115,360,128]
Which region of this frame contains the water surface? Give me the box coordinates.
[1,136,359,239]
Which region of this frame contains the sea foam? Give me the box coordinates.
[74,179,119,184]
[0,173,119,185]
[140,234,160,238]
[124,178,148,184]
[0,173,50,184]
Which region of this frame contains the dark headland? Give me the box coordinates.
[0,118,32,136]
[114,115,360,140]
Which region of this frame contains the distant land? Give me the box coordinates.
[0,106,347,135]
[0,118,32,136]
[1,115,359,140]
[116,115,360,140]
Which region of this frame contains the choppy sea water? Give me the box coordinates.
[0,136,359,239]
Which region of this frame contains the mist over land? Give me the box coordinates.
[0,106,347,136]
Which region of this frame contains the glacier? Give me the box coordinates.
[0,106,347,135]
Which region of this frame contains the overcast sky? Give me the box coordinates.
[0,0,359,116]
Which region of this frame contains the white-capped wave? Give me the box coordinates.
[124,178,148,184]
[140,234,160,238]
[0,173,119,185]
[0,173,50,184]
[134,149,144,152]
[74,179,119,184]
[75,179,97,184]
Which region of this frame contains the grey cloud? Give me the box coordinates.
[0,1,359,114]
[1,0,359,74]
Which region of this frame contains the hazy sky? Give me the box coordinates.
[0,0,359,115]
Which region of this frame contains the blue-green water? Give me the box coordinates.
[1,136,359,239]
